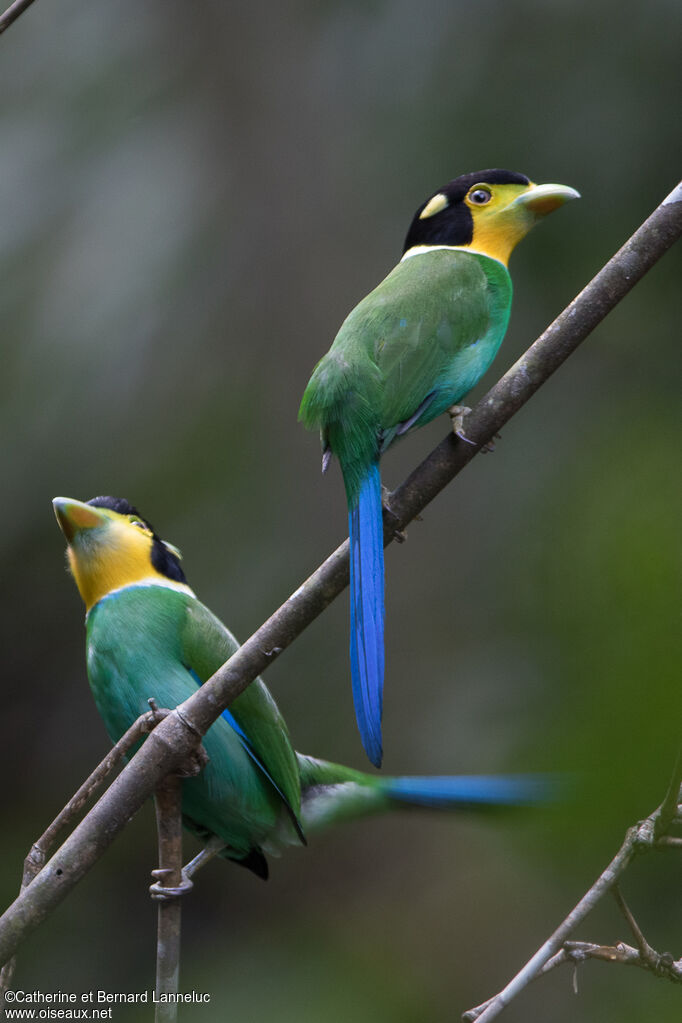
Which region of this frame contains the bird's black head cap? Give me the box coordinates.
[403,169,530,253]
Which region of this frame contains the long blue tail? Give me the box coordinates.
[296,755,554,832]
[382,774,552,808]
[349,463,384,767]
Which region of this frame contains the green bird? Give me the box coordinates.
[299,169,579,767]
[54,495,546,881]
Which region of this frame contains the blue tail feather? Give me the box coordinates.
[383,774,552,808]
[349,463,385,767]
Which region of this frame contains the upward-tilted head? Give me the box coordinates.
[53,496,191,611]
[403,169,580,265]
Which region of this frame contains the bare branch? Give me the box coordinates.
[149,708,207,1018]
[612,885,656,965]
[0,0,39,35]
[654,747,682,839]
[544,940,682,983]
[656,837,682,849]
[0,709,159,1008]
[25,710,159,887]
[462,749,682,1021]
[152,775,185,1023]
[468,938,682,1020]
[462,827,643,1021]
[0,181,680,971]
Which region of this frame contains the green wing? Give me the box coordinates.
[300,250,511,490]
[179,597,302,828]
[344,251,495,423]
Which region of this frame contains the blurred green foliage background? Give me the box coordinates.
[1,0,680,1019]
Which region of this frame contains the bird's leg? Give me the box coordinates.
[150,836,227,899]
[183,835,228,880]
[381,485,407,543]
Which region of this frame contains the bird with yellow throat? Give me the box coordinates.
[300,170,579,766]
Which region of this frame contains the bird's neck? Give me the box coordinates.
[401,244,508,268]
[80,574,195,615]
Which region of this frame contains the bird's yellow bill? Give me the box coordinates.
[53,497,107,541]
[512,182,581,216]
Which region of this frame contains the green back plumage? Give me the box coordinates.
[86,584,302,859]
[299,249,512,501]
[55,492,552,878]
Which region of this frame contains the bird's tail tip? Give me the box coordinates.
[383,773,558,809]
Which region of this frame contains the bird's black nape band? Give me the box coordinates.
[151,536,187,583]
[403,200,473,252]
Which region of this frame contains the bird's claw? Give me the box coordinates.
[448,406,500,451]
[447,405,476,446]
[381,486,407,542]
[480,432,502,454]
[149,867,194,901]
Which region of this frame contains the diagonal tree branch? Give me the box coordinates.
[0,0,39,35]
[0,708,161,1007]
[463,751,682,1020]
[539,938,682,985]
[0,179,680,969]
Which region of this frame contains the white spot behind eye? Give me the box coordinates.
[419,192,449,220]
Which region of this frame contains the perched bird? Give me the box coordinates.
[54,495,545,881]
[299,169,579,767]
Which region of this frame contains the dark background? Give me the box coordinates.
[1,0,680,1019]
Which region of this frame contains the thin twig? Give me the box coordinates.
[0,180,680,971]
[654,747,682,839]
[612,885,654,964]
[656,837,682,849]
[148,716,207,1019]
[463,750,682,1021]
[0,710,159,1010]
[152,775,185,1023]
[0,0,39,35]
[468,935,682,1022]
[463,828,642,1020]
[25,710,158,887]
[541,941,682,983]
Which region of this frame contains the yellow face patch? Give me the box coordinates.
[463,181,538,266]
[55,498,190,610]
[67,516,154,610]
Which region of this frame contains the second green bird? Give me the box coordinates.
[54,495,545,881]
[300,169,579,766]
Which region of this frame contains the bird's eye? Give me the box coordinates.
[130,519,148,530]
[469,187,492,205]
